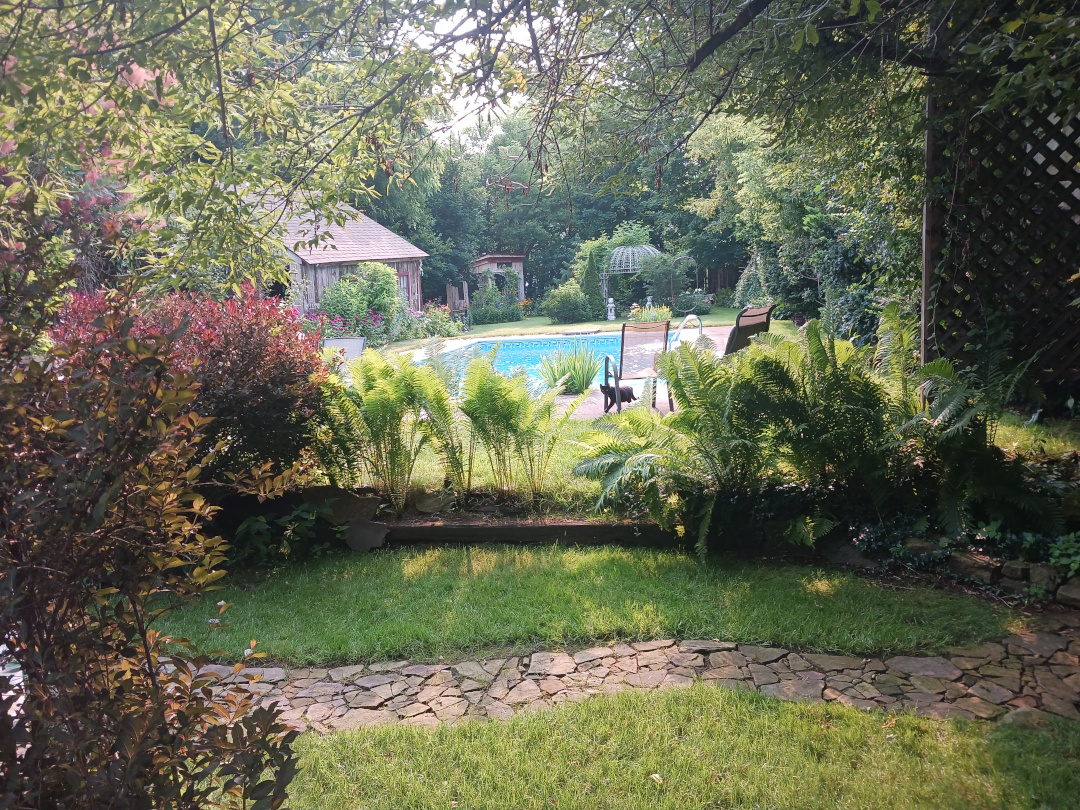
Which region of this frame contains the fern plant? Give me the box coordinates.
[514,383,586,504]
[348,351,431,514]
[415,364,471,496]
[310,380,367,489]
[459,358,525,496]
[574,309,1056,556]
[309,351,433,514]
[537,341,602,394]
[748,322,892,495]
[577,343,769,555]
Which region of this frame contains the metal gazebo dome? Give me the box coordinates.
[602,244,661,297]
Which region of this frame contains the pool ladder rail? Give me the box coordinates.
[670,313,703,347]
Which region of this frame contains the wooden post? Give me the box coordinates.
[921,92,943,365]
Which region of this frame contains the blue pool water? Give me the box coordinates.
[444,334,623,385]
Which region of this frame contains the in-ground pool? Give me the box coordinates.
[441,333,679,386]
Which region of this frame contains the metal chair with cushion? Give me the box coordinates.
[603,320,674,413]
[723,305,775,355]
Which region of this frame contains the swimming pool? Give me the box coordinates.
[442,333,677,386]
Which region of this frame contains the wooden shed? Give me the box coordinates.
[283,205,428,312]
[471,254,526,302]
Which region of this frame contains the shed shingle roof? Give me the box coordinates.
[282,205,427,265]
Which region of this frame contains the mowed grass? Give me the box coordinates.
[159,546,1020,666]
[997,412,1080,457]
[292,685,1080,810]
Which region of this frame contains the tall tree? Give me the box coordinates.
[0,0,527,288]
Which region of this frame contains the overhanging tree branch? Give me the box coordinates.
[686,0,775,73]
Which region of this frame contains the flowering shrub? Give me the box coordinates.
[421,302,463,337]
[317,262,401,321]
[672,289,712,316]
[301,303,460,345]
[53,287,329,475]
[469,272,524,325]
[388,306,428,341]
[304,310,391,345]
[713,287,737,308]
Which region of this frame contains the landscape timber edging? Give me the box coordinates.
[383,521,679,547]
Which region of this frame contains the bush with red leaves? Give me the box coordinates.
[52,286,329,477]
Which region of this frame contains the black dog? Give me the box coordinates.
[599,384,637,413]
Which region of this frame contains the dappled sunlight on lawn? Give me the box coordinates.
[400,548,450,580]
[801,575,842,597]
[159,546,1018,665]
[458,547,500,577]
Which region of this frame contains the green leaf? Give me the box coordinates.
[792,30,805,52]
[806,24,819,47]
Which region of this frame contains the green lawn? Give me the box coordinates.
[997,412,1080,457]
[161,546,1021,666]
[388,309,799,351]
[292,684,1080,810]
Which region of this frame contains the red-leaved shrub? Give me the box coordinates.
[52,286,329,476]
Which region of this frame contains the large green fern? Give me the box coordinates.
[459,358,525,496]
[574,307,1057,554]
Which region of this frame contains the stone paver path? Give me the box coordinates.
[218,614,1080,733]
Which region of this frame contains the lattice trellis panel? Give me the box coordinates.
[927,105,1080,391]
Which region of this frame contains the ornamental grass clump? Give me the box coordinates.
[537,341,602,394]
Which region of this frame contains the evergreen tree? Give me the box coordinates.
[577,246,604,316]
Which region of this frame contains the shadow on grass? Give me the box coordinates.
[158,545,1020,666]
[983,716,1080,806]
[291,686,1080,809]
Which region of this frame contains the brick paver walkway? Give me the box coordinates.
[212,612,1080,733]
